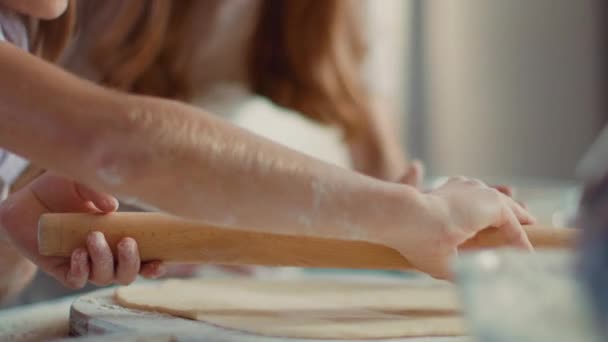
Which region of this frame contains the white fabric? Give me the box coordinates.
[0,5,28,50]
[193,84,351,168]
[0,151,28,200]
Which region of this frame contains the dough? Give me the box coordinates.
[115,279,466,339]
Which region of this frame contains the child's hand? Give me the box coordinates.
[398,160,425,189]
[0,172,166,289]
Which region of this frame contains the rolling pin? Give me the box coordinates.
[38,212,577,270]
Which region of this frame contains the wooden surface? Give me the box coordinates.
[0,296,72,341]
[39,212,576,270]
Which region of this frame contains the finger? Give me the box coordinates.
[505,196,536,225]
[513,202,536,225]
[399,160,425,189]
[86,231,115,286]
[398,167,418,186]
[410,160,424,189]
[492,185,514,197]
[115,237,140,285]
[65,248,90,289]
[517,200,528,210]
[140,261,167,279]
[499,206,533,250]
[465,178,487,187]
[30,174,99,213]
[447,176,468,184]
[75,183,119,213]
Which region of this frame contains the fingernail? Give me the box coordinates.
[89,231,104,242]
[118,238,135,255]
[88,231,106,251]
[152,264,167,278]
[101,197,119,212]
[90,231,103,238]
[83,201,99,212]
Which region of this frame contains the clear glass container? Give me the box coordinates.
[455,249,599,342]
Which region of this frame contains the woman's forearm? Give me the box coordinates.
[88,95,425,242]
[0,42,425,243]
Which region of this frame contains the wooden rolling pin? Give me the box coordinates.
[38,212,577,270]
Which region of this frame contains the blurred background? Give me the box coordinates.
[366,0,606,180]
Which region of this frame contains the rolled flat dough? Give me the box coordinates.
[115,279,466,339]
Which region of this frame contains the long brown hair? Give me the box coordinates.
[32,0,390,176]
[250,0,373,140]
[29,1,76,61]
[86,0,374,140]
